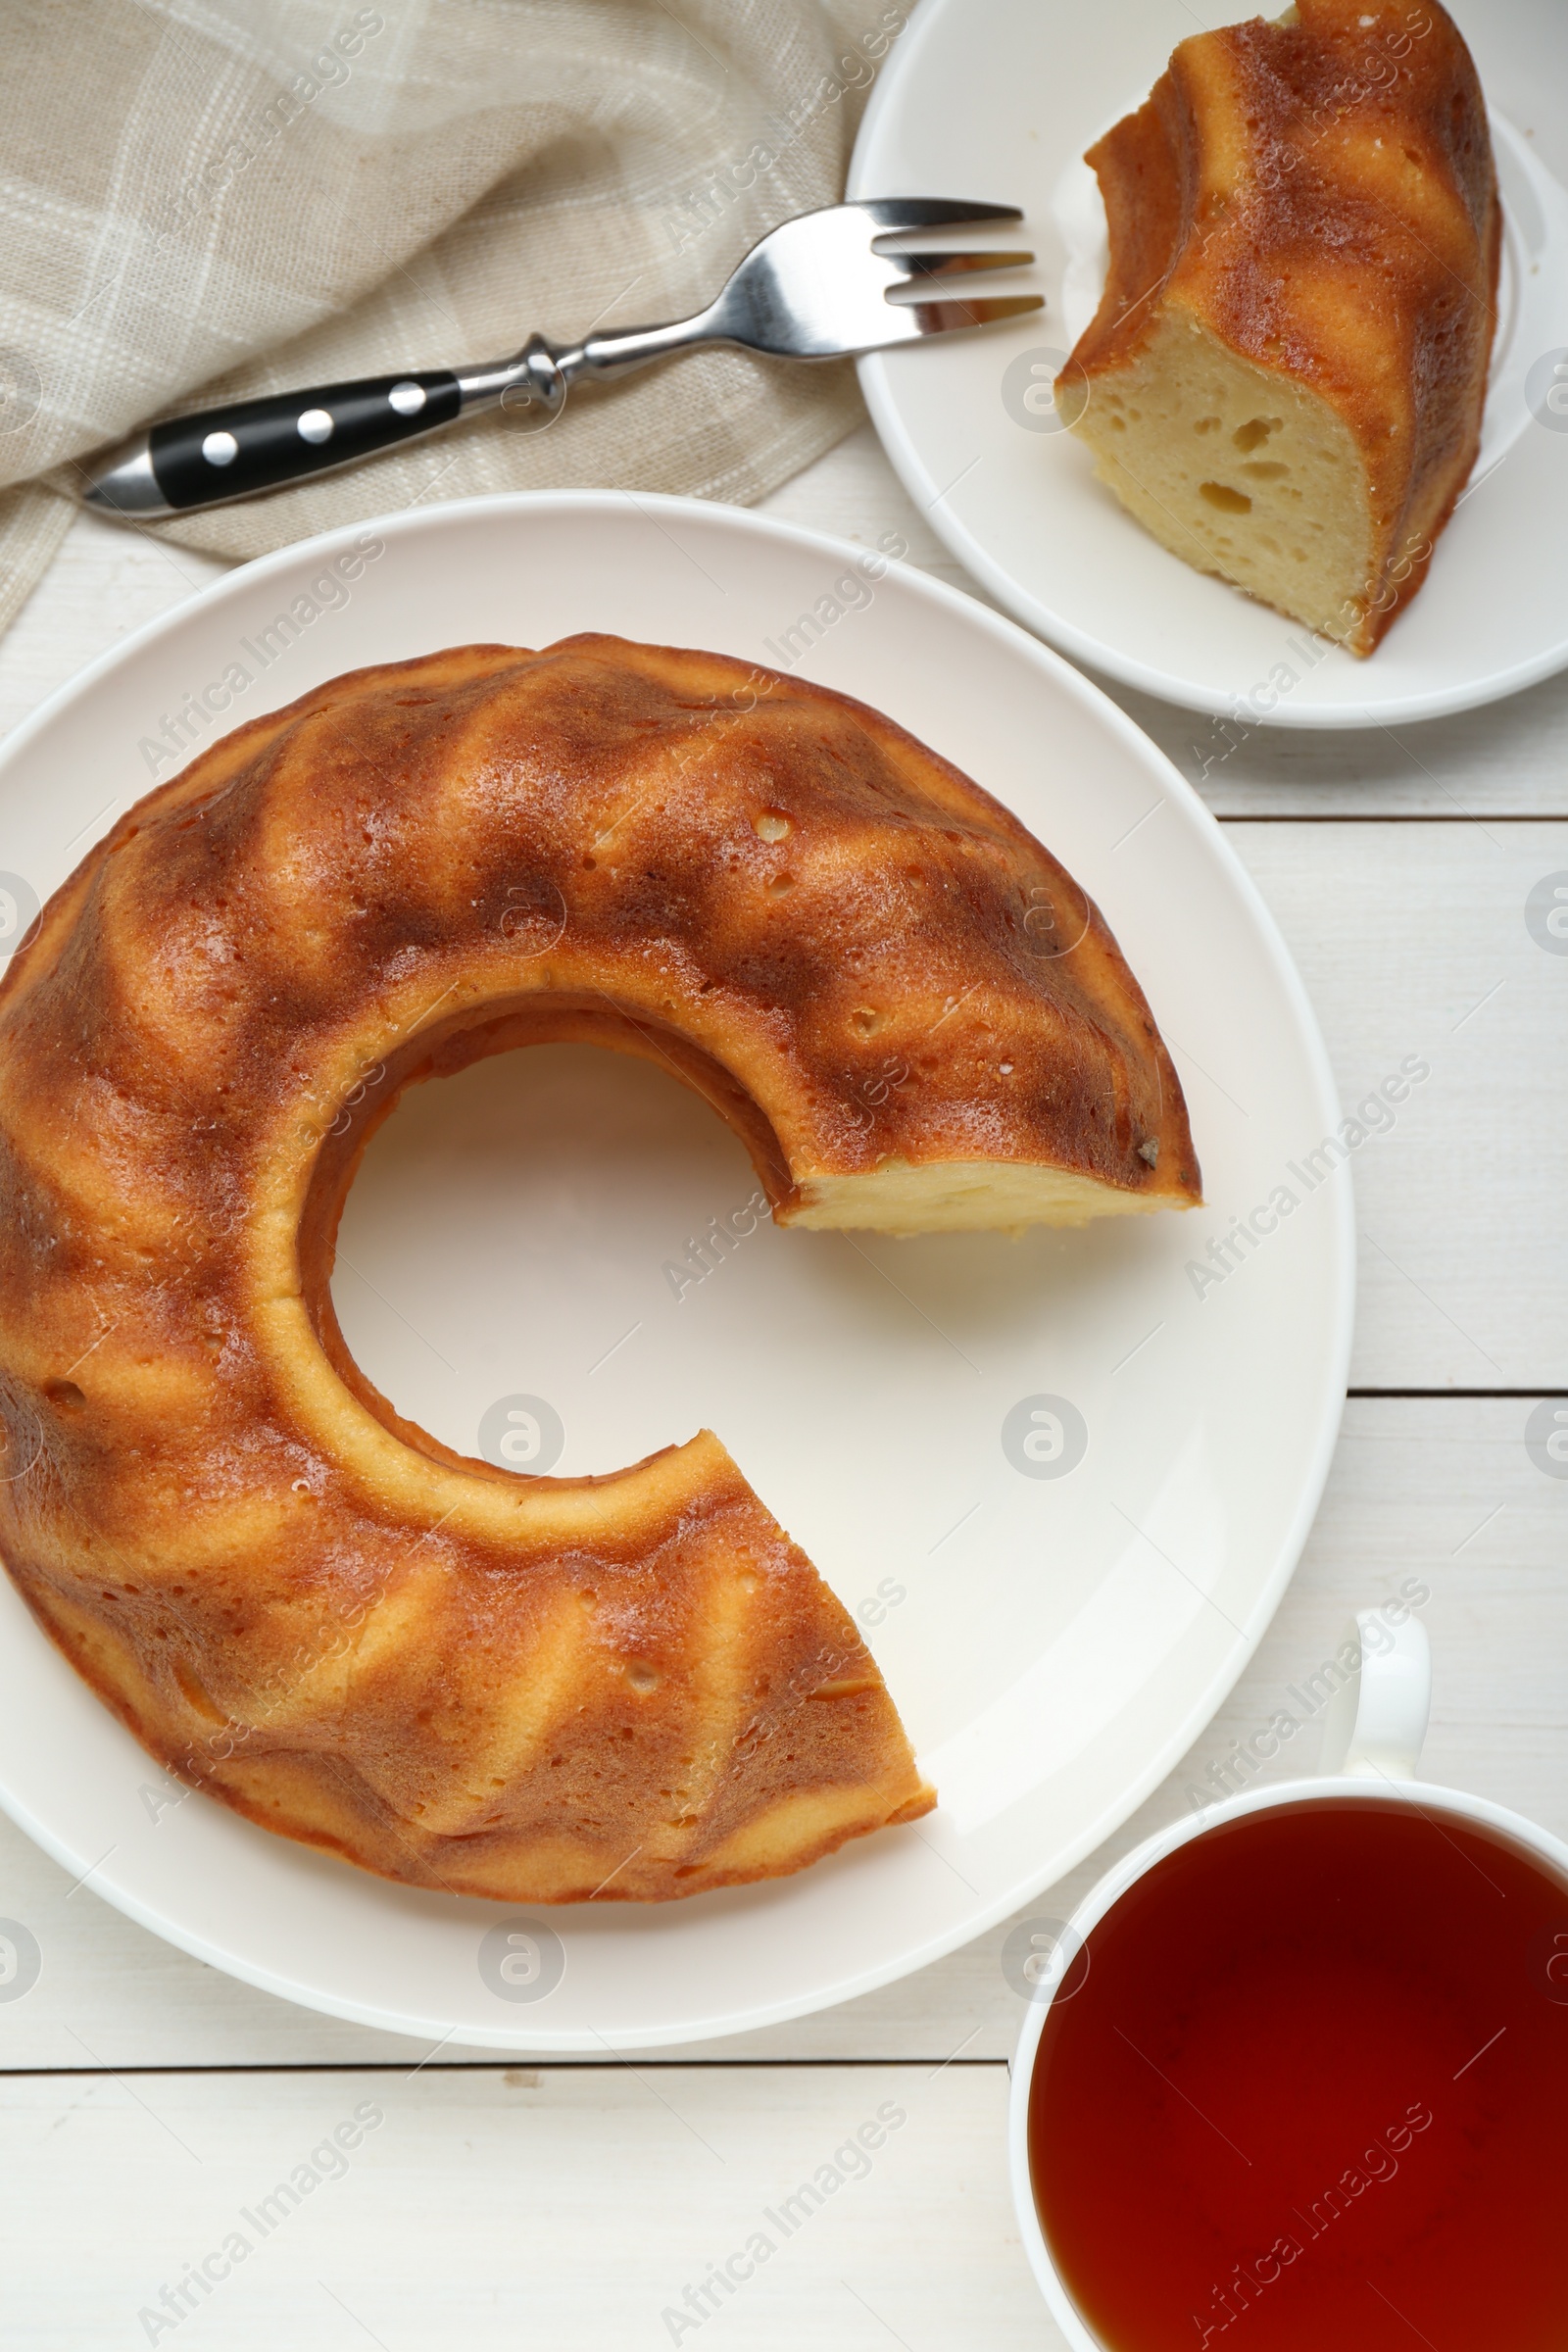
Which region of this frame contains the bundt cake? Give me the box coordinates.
[1057,0,1499,654]
[0,636,1199,1904]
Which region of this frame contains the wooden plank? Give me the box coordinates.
[2,1400,1559,2070]
[0,2061,1050,2352]
[1130,671,1568,825]
[1228,821,1568,1391]
[0,512,228,748]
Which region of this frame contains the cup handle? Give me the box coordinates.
[1317,1607,1432,1781]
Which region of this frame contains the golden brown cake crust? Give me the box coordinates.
[0,636,1197,1903]
[1066,0,1499,650]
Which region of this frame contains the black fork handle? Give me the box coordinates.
[86,371,462,516]
[155,372,464,510]
[80,341,573,518]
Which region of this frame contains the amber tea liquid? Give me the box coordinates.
[1028,1798,1568,2350]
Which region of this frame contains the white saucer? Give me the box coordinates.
[851,0,1568,725]
[0,492,1350,2047]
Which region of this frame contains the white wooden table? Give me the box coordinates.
[2,425,1564,2349]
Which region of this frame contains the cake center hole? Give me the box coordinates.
[329,1040,773,1477]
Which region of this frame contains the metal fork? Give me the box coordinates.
[83,199,1040,519]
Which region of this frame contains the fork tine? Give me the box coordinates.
[853,197,1025,231]
[902,294,1046,336]
[887,249,1035,278]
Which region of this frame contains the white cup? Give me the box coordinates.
[1007,1603,1568,2346]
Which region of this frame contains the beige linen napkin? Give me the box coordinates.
[0,0,911,634]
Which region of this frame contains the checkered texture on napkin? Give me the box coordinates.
[0,0,906,634]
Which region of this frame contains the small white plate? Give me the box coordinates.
[0,492,1350,2048]
[852,0,1568,725]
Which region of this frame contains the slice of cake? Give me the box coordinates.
[1056,0,1499,655]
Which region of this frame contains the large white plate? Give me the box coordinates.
[852,0,1568,726]
[0,493,1350,2048]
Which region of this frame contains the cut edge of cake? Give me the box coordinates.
[782,1154,1196,1236]
[1057,310,1383,652]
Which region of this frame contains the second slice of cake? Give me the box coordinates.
[1056,0,1499,655]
